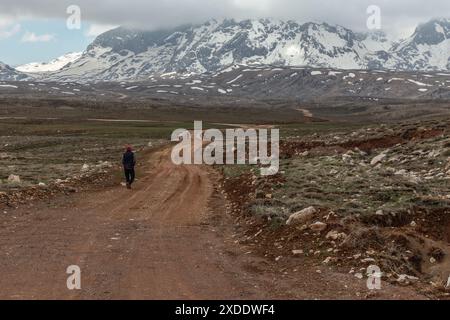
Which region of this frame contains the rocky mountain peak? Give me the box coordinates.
[5,17,450,82]
[411,18,449,45]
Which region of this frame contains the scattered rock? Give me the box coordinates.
[397,274,419,285]
[309,221,327,232]
[253,230,262,238]
[286,206,317,225]
[65,187,77,193]
[394,169,407,176]
[81,164,90,172]
[370,153,387,166]
[325,230,347,241]
[342,154,353,164]
[430,248,445,262]
[7,175,21,184]
[97,161,111,168]
[322,257,333,264]
[354,273,364,279]
[292,249,304,255]
[0,152,9,159]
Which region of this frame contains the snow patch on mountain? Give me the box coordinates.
[0,62,30,81]
[10,17,450,82]
[16,52,83,73]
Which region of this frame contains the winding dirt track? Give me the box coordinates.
[0,147,281,299]
[0,147,425,300]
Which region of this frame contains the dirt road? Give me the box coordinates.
[0,147,425,299]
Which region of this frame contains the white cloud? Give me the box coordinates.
[21,31,55,42]
[0,23,21,39]
[0,15,21,39]
[85,23,117,37]
[0,1,449,38]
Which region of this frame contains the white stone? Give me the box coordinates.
[309,222,327,232]
[342,154,353,164]
[370,153,387,166]
[322,257,333,264]
[326,230,347,241]
[397,274,419,284]
[395,169,407,176]
[7,174,21,184]
[354,273,364,279]
[286,206,317,225]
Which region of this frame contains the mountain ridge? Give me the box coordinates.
[15,52,83,73]
[3,18,450,82]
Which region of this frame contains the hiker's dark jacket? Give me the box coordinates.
[122,151,136,170]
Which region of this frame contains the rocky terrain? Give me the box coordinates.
[0,62,30,82]
[0,118,171,208]
[221,117,450,297]
[0,88,448,298]
[1,112,447,299]
[1,66,450,104]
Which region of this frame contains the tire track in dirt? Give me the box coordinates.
[0,147,271,299]
[0,146,427,300]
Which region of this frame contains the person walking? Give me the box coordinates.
[122,146,136,189]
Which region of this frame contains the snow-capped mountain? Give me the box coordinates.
[9,18,450,82]
[0,62,30,81]
[390,18,450,70]
[15,52,82,73]
[49,19,381,81]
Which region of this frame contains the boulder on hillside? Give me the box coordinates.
[286,206,317,225]
[7,174,21,184]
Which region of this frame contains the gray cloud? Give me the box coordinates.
[1,0,449,37]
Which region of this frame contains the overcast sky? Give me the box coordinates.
[1,0,449,65]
